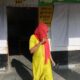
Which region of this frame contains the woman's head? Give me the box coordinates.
[34,22,48,41]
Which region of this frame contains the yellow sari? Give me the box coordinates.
[29,34,53,80]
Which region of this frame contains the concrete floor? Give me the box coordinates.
[0,55,80,80]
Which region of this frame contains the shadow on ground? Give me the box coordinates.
[22,41,32,62]
[53,68,80,80]
[11,59,32,80]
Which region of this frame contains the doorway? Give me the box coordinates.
[7,7,38,60]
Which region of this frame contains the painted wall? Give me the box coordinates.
[0,6,7,40]
[5,0,38,7]
[0,6,8,54]
[0,6,8,69]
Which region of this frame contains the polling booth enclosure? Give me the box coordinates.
[0,0,80,71]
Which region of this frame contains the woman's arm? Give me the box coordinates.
[30,38,47,54]
[50,53,56,66]
[29,42,41,54]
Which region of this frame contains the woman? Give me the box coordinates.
[29,22,55,80]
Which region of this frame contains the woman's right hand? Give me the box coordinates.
[40,38,47,44]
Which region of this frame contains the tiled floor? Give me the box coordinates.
[0,55,80,80]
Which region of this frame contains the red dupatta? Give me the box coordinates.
[34,22,50,64]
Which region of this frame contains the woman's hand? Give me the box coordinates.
[40,38,47,44]
[51,60,56,67]
[50,54,56,67]
[30,37,47,54]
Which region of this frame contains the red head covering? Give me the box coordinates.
[34,22,48,41]
[34,22,50,64]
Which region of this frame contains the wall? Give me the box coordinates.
[0,5,8,70]
[5,0,38,7]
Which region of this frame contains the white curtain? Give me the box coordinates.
[69,4,80,46]
[51,4,69,51]
[51,4,80,51]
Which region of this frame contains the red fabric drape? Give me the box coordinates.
[34,22,50,63]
